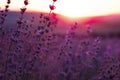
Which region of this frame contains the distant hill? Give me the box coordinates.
[83,14,120,35]
[4,11,120,36]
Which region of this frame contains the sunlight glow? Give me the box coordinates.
[55,0,120,17]
[0,0,120,17]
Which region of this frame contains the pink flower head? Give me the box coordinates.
[24,0,29,5]
[20,8,26,14]
[5,5,9,9]
[53,0,57,2]
[7,0,11,4]
[49,5,56,10]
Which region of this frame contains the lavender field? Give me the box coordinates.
[0,0,120,80]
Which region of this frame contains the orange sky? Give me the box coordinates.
[0,0,120,17]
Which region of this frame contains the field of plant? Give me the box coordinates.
[0,0,120,80]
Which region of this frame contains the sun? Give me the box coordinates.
[54,0,120,18]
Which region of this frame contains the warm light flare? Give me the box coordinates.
[55,0,120,17]
[0,0,120,17]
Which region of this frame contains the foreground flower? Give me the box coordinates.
[7,0,11,4]
[49,5,56,10]
[20,8,26,14]
[53,0,57,2]
[24,0,29,6]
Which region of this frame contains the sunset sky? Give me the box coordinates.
[0,0,120,17]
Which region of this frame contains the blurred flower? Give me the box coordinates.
[5,9,9,12]
[20,8,26,14]
[44,16,50,21]
[7,0,11,4]
[24,0,29,6]
[53,0,57,2]
[49,5,56,10]
[40,13,43,18]
[86,24,92,34]
[5,5,9,9]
